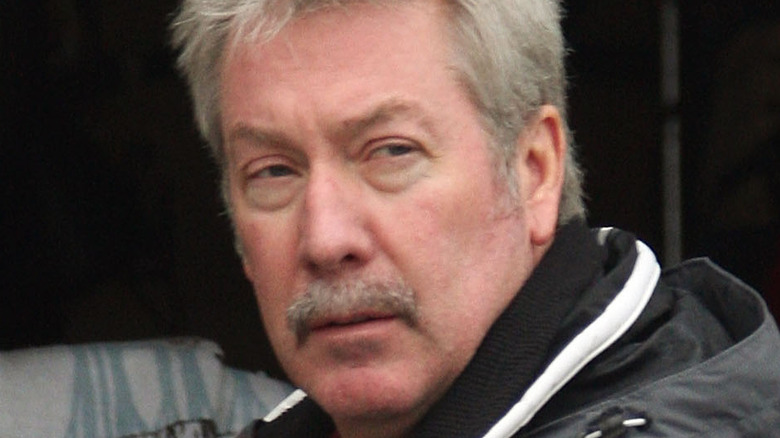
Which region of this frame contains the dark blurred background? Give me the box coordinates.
[2,0,779,378]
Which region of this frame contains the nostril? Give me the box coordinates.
[305,252,362,275]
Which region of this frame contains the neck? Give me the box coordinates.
[334,415,414,438]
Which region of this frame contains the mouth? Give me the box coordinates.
[308,312,398,333]
[292,311,402,345]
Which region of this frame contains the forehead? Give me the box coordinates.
[218,0,466,135]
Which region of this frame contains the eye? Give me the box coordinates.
[369,143,416,159]
[255,164,296,179]
[239,159,303,211]
[361,139,429,192]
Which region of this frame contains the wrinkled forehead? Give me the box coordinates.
[219,0,462,106]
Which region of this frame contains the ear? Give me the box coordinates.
[514,105,566,247]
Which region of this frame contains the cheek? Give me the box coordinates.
[389,178,522,308]
[235,215,300,325]
[375,190,480,312]
[401,180,501,261]
[237,211,298,279]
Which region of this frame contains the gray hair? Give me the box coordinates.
[170,0,586,224]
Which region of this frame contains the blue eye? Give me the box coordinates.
[372,143,415,158]
[259,164,295,178]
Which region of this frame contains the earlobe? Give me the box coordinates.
[515,105,566,247]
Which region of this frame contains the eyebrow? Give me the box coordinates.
[226,124,289,148]
[224,98,434,150]
[337,99,432,142]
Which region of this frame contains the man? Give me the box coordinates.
[171,0,780,437]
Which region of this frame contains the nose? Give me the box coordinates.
[299,166,373,275]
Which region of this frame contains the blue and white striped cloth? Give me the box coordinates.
[0,338,292,438]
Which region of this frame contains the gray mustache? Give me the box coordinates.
[287,279,418,344]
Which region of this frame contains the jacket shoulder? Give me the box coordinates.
[523,258,780,437]
[662,257,771,340]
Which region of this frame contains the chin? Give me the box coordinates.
[307,364,429,421]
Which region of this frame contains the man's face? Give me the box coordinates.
[220,0,553,432]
